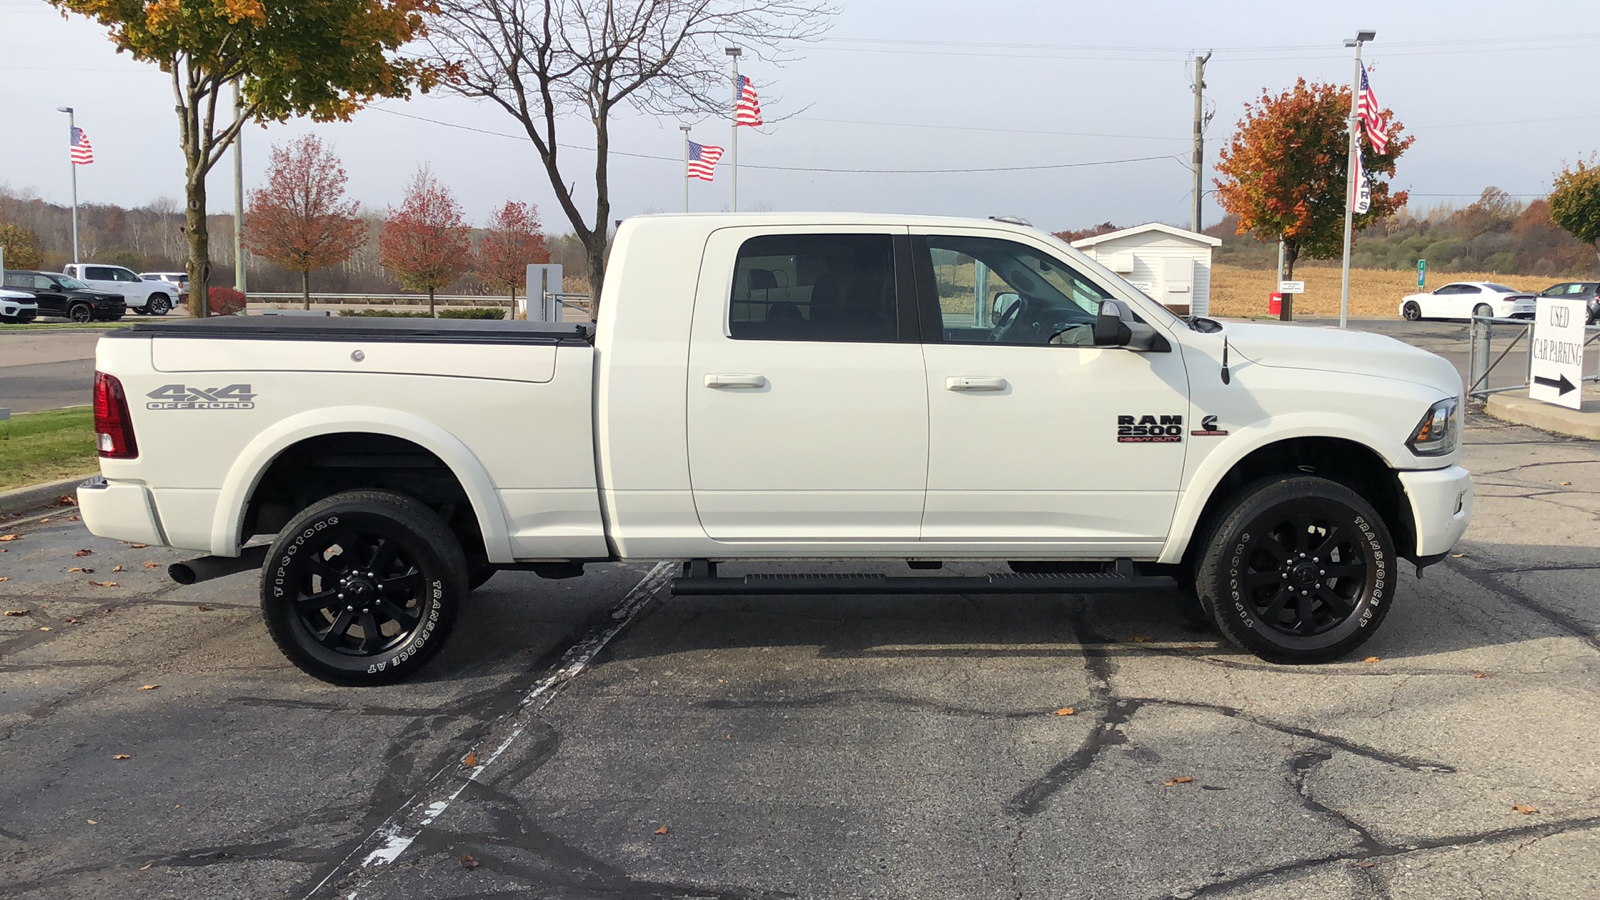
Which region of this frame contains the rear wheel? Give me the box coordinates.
[69,303,92,324]
[260,490,466,685]
[1195,475,1395,664]
[147,294,171,316]
[1473,303,1493,319]
[1402,301,1421,321]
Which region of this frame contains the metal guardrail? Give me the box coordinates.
[244,291,595,320]
[1466,315,1600,400]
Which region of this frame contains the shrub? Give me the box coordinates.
[438,307,505,320]
[207,286,246,316]
[338,308,430,318]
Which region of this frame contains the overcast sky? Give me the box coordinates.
[2,0,1597,236]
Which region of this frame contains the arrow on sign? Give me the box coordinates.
[1534,373,1577,395]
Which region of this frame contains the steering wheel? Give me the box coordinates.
[990,295,1028,342]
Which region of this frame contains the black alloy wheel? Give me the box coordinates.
[261,490,467,684]
[1196,475,1394,663]
[1402,301,1421,321]
[148,294,171,315]
[69,303,92,323]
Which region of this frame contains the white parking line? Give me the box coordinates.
[298,560,677,900]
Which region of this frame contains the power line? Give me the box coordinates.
[369,106,1182,174]
[793,115,1184,142]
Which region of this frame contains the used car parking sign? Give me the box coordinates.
[1529,298,1587,410]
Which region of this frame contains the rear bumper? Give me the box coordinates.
[77,477,166,546]
[1398,466,1473,557]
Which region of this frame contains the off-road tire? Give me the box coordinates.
[1195,475,1395,664]
[260,490,467,685]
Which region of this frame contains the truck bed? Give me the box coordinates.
[105,316,595,346]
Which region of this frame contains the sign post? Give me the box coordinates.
[1416,259,1426,290]
[1528,298,1586,410]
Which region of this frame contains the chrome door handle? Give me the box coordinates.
[704,373,769,389]
[945,376,1008,392]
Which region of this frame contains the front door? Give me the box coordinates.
[686,227,929,541]
[912,229,1190,554]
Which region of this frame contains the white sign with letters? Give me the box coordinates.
[1529,298,1586,410]
[1278,281,1305,294]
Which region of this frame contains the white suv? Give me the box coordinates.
[61,263,175,316]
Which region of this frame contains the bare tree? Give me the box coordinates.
[427,0,834,307]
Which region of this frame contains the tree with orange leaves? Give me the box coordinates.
[478,201,550,312]
[50,0,433,316]
[379,166,472,317]
[1214,78,1412,279]
[245,135,367,309]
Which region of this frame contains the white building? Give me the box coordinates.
[1071,223,1221,317]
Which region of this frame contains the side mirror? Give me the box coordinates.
[1093,300,1163,351]
[991,291,1020,321]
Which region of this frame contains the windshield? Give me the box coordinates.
[58,275,88,290]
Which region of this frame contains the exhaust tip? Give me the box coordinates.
[168,563,198,585]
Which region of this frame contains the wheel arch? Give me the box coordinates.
[209,407,512,563]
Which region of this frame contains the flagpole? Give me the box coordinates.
[1339,32,1374,330]
[57,107,78,264]
[680,125,691,212]
[725,46,741,212]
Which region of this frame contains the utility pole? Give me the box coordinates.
[1191,51,1212,234]
[725,45,741,212]
[56,107,78,263]
[233,80,247,295]
[681,125,692,212]
[1338,30,1376,330]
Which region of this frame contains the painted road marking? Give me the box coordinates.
[297,560,677,900]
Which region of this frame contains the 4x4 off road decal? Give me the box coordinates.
[1117,414,1183,443]
[146,384,256,410]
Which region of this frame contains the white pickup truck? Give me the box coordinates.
[62,263,176,315]
[79,214,1473,684]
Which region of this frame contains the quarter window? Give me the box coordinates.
[729,233,898,342]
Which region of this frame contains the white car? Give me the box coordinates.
[61,263,176,316]
[1398,282,1535,322]
[140,271,189,292]
[0,288,38,323]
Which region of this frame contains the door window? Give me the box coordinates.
[922,235,1110,345]
[728,233,898,342]
[86,267,114,280]
[112,268,141,283]
[34,275,55,290]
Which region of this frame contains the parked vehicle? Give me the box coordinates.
[2,270,125,322]
[80,213,1473,684]
[0,288,38,323]
[1534,281,1600,325]
[140,271,189,289]
[1398,282,1535,321]
[62,263,174,316]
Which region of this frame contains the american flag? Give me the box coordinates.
[734,75,762,127]
[687,140,724,181]
[70,127,94,165]
[1357,67,1388,154]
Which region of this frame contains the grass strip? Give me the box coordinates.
[0,407,98,493]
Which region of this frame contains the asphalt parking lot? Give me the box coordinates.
[2,412,1599,899]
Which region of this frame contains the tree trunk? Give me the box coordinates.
[1283,241,1300,281]
[302,270,312,310]
[509,287,516,318]
[584,236,606,316]
[428,287,436,318]
[185,170,210,318]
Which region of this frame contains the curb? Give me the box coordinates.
[0,476,90,517]
[1484,393,1600,441]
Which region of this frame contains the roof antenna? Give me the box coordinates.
[1220,336,1231,385]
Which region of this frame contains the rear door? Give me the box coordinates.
[685,227,929,541]
[911,228,1190,551]
[33,275,67,315]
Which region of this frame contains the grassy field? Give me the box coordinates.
[1208,264,1584,319]
[0,407,97,493]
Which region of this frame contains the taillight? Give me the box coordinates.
[93,371,138,459]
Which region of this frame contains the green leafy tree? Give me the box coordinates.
[1214,78,1414,279]
[1549,157,1600,265]
[0,222,44,269]
[51,0,434,316]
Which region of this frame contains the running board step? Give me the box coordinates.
[671,563,1174,597]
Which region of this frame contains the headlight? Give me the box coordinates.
[1407,397,1459,456]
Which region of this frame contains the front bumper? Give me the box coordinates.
[1397,466,1473,557]
[77,477,166,546]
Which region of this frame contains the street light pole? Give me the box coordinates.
[233,80,246,294]
[725,45,741,212]
[56,107,78,264]
[1338,29,1376,330]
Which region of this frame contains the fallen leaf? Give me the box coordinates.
[459,853,479,869]
[87,819,97,825]
[4,610,24,617]
[653,826,669,835]
[1450,553,1466,558]
[1164,776,1194,786]
[39,518,51,524]
[38,626,51,632]
[1512,804,1538,815]
[112,565,125,573]
[143,562,159,568]
[0,577,8,582]
[74,549,92,557]
[1130,635,1151,643]
[1054,707,1076,716]
[129,543,147,549]
[1353,860,1375,868]
[196,605,213,612]
[64,617,81,625]
[1560,481,1572,486]
[0,534,19,542]
[139,862,152,871]
[55,494,78,506]
[68,567,95,573]
[138,684,159,691]
[69,515,80,522]
[1363,656,1381,663]
[88,581,117,587]
[112,754,131,760]
[1473,672,1490,679]
[462,751,479,767]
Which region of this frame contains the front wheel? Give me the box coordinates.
[69,303,92,324]
[260,490,467,685]
[1195,475,1395,664]
[147,294,171,316]
[1402,301,1421,321]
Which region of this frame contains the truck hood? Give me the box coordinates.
[1223,321,1460,394]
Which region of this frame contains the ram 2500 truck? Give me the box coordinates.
[79,214,1472,684]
